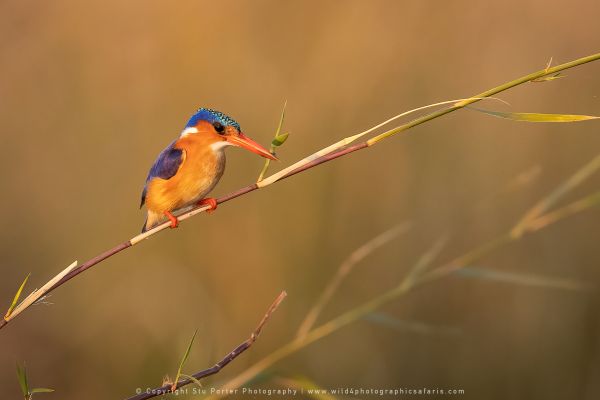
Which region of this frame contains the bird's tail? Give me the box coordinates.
[142,211,163,233]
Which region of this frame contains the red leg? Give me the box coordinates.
[197,197,218,213]
[163,210,179,229]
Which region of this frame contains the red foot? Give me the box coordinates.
[197,197,218,213]
[163,211,179,229]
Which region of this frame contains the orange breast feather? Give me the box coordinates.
[145,135,225,213]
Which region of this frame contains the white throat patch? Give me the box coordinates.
[210,141,232,152]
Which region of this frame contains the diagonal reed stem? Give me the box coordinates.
[366,52,600,145]
[2,52,599,331]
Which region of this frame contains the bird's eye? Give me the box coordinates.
[213,122,225,134]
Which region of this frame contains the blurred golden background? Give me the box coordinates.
[1,0,600,398]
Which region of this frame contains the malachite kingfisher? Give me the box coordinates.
[140,108,277,232]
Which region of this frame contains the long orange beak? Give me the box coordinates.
[228,132,278,160]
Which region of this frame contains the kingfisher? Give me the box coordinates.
[140,107,276,232]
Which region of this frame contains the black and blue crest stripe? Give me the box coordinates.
[185,108,241,131]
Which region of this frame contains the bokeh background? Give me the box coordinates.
[1,1,599,398]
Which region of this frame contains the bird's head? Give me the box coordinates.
[181,108,277,160]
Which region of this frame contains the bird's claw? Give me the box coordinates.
[163,211,179,229]
[198,197,218,213]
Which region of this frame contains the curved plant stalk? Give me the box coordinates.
[257,100,289,182]
[296,223,412,339]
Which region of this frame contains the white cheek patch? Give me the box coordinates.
[180,127,199,137]
[210,141,233,151]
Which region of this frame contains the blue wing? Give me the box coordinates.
[140,140,185,207]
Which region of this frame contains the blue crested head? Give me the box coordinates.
[185,108,241,131]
